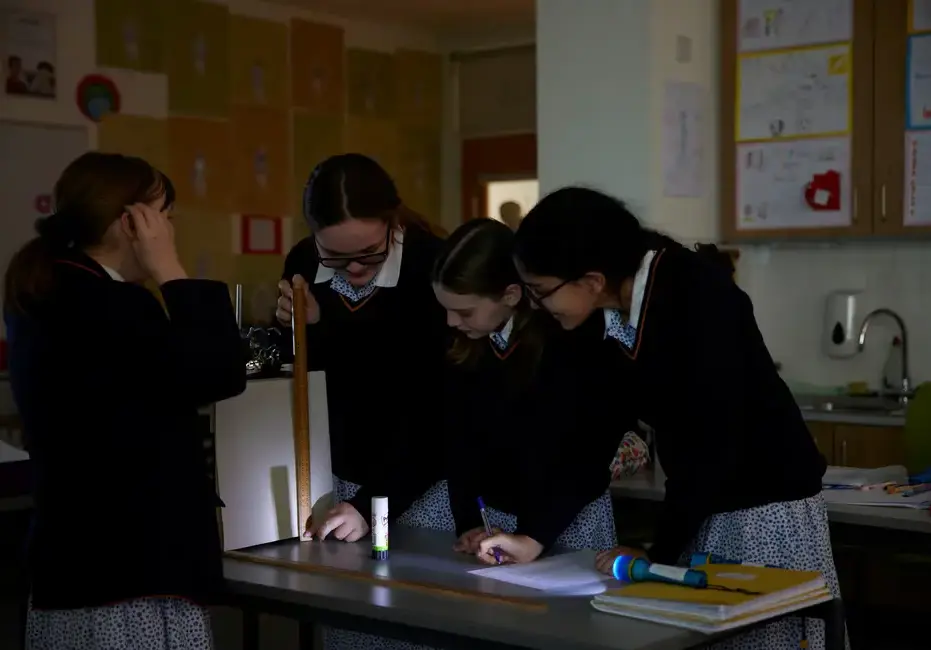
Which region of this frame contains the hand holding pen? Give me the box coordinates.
[474,497,545,565]
[477,497,503,564]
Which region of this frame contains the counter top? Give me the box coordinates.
[800,409,905,427]
[610,475,931,535]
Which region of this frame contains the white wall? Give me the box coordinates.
[535,0,931,390]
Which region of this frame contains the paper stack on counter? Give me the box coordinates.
[822,465,907,488]
[591,564,830,634]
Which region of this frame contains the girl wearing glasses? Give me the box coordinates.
[512,187,839,650]
[433,218,622,566]
[275,154,451,650]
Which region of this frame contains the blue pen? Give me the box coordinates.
[477,497,502,564]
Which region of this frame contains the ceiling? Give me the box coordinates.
[265,0,536,35]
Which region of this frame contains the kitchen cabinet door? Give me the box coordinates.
[833,424,906,468]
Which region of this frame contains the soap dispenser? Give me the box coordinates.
[822,290,862,359]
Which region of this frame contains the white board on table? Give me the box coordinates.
[0,121,88,310]
[214,374,333,551]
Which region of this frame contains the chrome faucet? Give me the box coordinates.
[857,308,910,404]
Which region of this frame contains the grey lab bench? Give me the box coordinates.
[224,526,845,650]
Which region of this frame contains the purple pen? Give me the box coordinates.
[477,496,502,564]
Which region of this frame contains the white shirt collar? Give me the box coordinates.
[314,229,403,288]
[603,249,656,337]
[491,315,515,346]
[101,264,125,282]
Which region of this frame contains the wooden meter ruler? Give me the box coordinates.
[225,551,547,611]
[291,279,312,541]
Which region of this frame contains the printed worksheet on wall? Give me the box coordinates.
[905,131,931,226]
[736,136,851,230]
[907,34,931,129]
[738,0,852,52]
[912,0,931,34]
[737,44,851,142]
[662,81,706,198]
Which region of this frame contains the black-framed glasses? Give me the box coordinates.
[523,278,573,308]
[314,230,391,269]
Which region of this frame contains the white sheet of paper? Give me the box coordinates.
[736,136,851,230]
[914,0,931,36]
[470,550,614,596]
[661,81,705,198]
[737,0,852,53]
[737,44,850,142]
[905,130,931,226]
[823,488,931,510]
[908,35,931,130]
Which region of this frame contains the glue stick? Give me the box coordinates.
[371,496,389,560]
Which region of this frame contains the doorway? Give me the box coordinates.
[486,178,539,229]
[461,133,537,222]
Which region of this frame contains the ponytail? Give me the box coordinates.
[3,213,75,316]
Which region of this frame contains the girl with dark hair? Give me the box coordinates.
[434,218,620,565]
[3,152,246,650]
[513,187,839,650]
[275,154,450,650]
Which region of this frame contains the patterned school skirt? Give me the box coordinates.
[26,596,212,650]
[482,490,618,552]
[683,493,847,650]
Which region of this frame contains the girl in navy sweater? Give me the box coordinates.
[513,187,839,650]
[4,152,246,650]
[275,154,450,650]
[434,218,620,565]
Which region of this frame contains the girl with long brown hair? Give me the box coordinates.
[433,218,621,565]
[3,152,246,650]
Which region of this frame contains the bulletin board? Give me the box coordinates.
[292,113,344,221]
[165,0,230,117]
[167,117,233,212]
[291,19,345,116]
[347,49,397,120]
[397,127,441,220]
[345,117,399,177]
[229,15,287,108]
[95,0,165,72]
[231,106,289,216]
[234,253,285,325]
[0,121,88,307]
[720,0,873,240]
[396,49,443,129]
[172,209,234,282]
[97,114,169,172]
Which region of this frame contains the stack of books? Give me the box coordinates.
[591,564,830,633]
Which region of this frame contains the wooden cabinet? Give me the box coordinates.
[808,421,835,461]
[834,424,907,468]
[719,0,931,240]
[807,421,906,467]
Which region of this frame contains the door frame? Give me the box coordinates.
[461,133,536,222]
